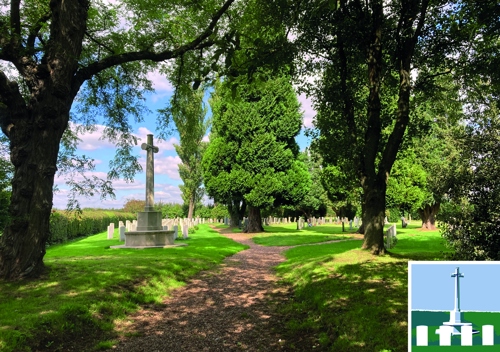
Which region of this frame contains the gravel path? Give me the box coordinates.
[112,231,292,352]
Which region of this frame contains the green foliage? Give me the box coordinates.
[122,198,145,213]
[440,109,500,260]
[161,86,209,218]
[48,210,136,244]
[156,202,185,218]
[209,204,229,219]
[385,207,401,223]
[293,149,331,218]
[203,74,309,212]
[320,164,361,219]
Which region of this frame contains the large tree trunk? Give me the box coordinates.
[228,199,245,228]
[0,107,67,279]
[0,0,88,280]
[419,203,440,230]
[361,180,387,254]
[360,0,385,254]
[229,203,240,228]
[245,205,263,233]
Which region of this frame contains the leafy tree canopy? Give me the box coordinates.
[203,73,310,232]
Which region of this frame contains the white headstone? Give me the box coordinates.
[173,225,178,239]
[107,223,114,239]
[416,325,428,346]
[119,226,125,241]
[483,325,494,345]
[438,326,453,346]
[461,325,473,346]
[182,225,188,239]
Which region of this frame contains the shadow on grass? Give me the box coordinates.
[277,259,408,352]
[0,225,248,352]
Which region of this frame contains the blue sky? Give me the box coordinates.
[52,72,315,209]
[409,261,500,312]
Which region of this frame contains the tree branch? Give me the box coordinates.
[0,70,27,137]
[84,31,116,55]
[72,0,236,96]
[10,0,21,44]
[27,13,51,53]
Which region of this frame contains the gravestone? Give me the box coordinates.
[384,224,397,249]
[173,225,178,239]
[119,226,126,241]
[107,223,114,239]
[112,134,185,249]
[401,216,408,228]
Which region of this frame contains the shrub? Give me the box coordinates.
[210,204,229,219]
[385,207,401,223]
[48,210,136,244]
[122,199,145,213]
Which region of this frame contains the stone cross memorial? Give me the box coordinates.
[141,134,159,212]
[112,133,186,249]
[136,134,162,231]
[436,266,477,336]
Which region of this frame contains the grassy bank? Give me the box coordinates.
[0,224,247,352]
[264,222,451,351]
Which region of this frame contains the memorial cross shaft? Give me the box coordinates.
[451,267,464,312]
[141,134,159,212]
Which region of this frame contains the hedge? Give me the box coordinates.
[48,210,136,244]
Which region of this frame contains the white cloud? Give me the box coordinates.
[74,124,178,152]
[138,154,181,180]
[76,125,116,151]
[202,134,210,142]
[147,70,174,103]
[298,93,316,128]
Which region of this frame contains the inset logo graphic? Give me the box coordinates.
[409,261,500,350]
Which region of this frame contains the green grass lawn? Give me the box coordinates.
[0,220,454,352]
[269,221,452,352]
[0,224,248,352]
[253,223,355,246]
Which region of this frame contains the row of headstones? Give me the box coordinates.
[416,325,494,346]
[106,219,194,241]
[261,216,362,227]
[294,217,361,230]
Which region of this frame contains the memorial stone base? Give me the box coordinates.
[111,211,187,249]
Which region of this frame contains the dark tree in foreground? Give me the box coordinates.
[203,74,310,233]
[289,0,432,253]
[0,0,237,279]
